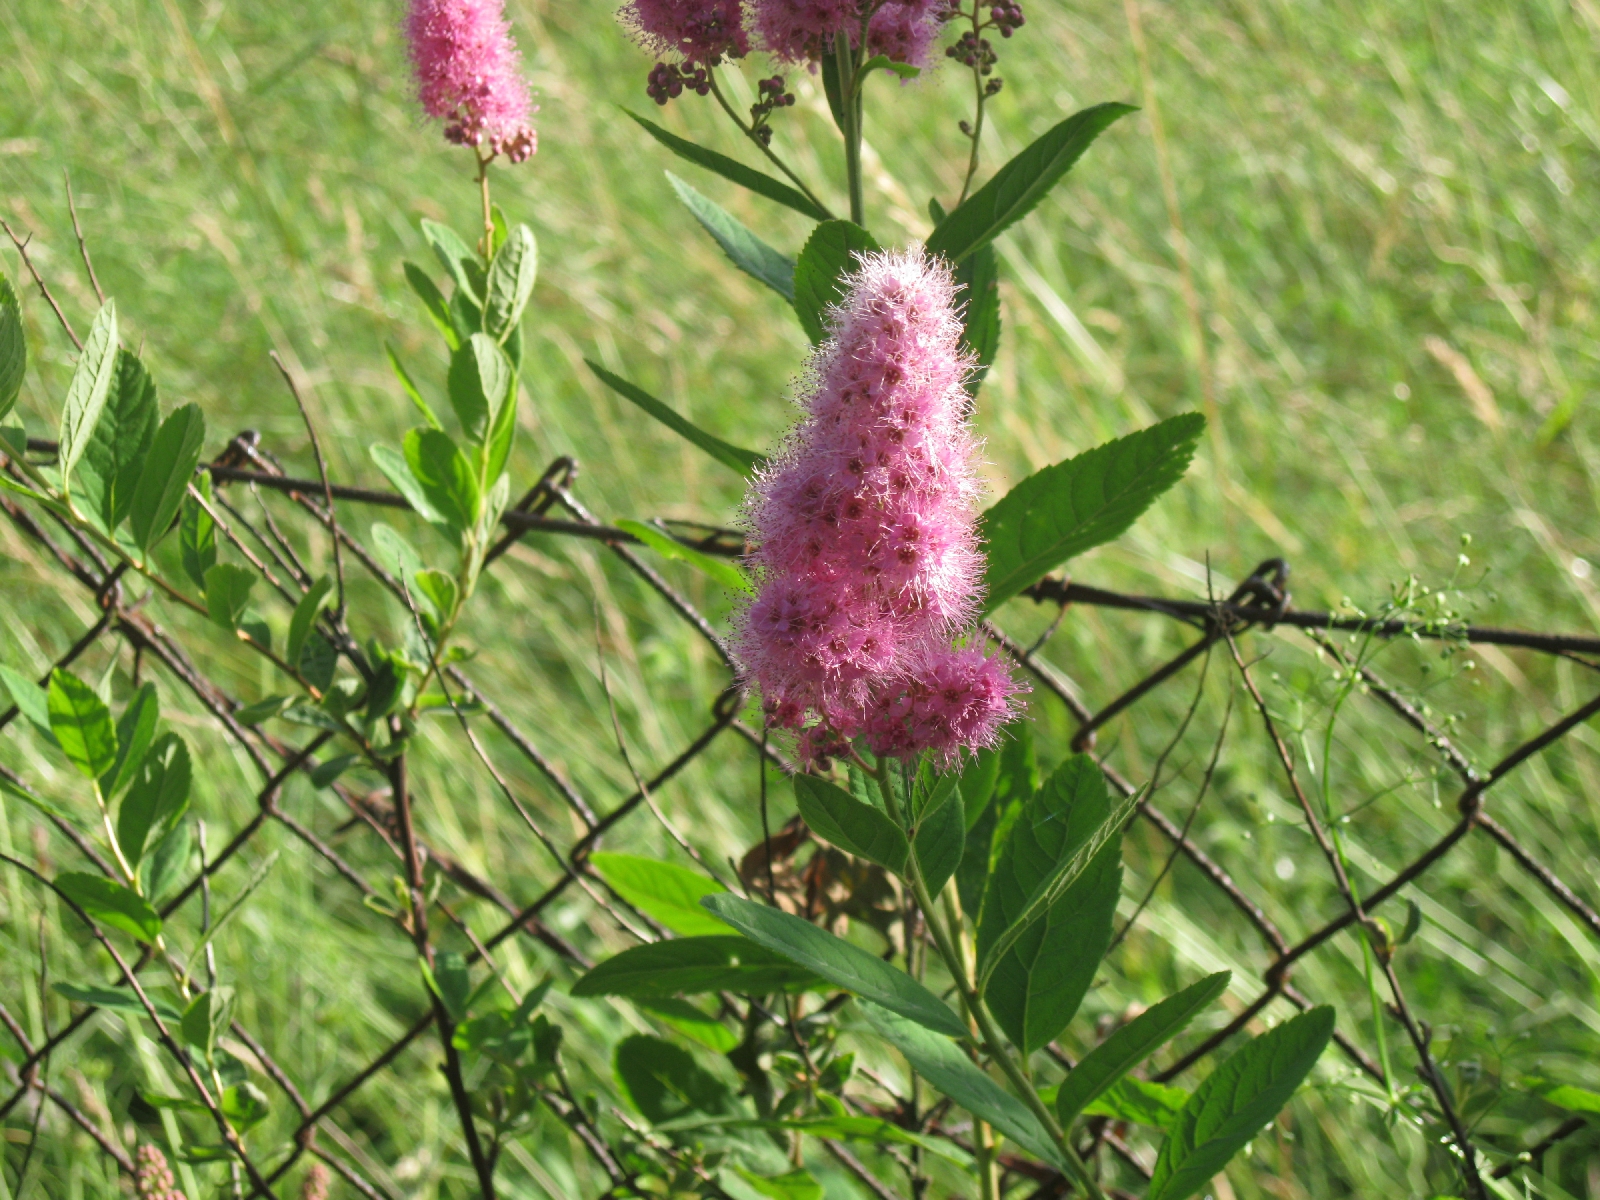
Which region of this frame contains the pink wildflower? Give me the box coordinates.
[736,248,1022,765]
[624,0,749,66]
[135,1145,186,1200]
[753,0,945,68]
[405,0,538,162]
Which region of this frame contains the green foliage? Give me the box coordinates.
[54,872,162,942]
[615,519,751,594]
[571,936,821,998]
[483,224,537,342]
[668,172,796,302]
[75,348,156,531]
[792,220,879,342]
[627,111,831,221]
[792,774,908,872]
[46,668,117,779]
[0,272,24,420]
[128,402,205,554]
[585,360,763,477]
[116,732,191,868]
[203,563,256,631]
[58,300,119,497]
[589,852,730,936]
[614,1034,731,1123]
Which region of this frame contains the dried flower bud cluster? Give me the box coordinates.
[135,1145,186,1200]
[737,249,1022,765]
[647,60,713,103]
[405,0,538,162]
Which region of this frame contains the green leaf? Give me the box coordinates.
[76,348,158,531]
[446,332,511,444]
[1525,1077,1600,1116]
[53,982,182,1023]
[179,472,217,591]
[977,755,1125,1052]
[1056,971,1230,1126]
[615,1034,731,1124]
[792,774,908,872]
[792,220,880,342]
[860,1002,1065,1168]
[54,872,162,942]
[1084,1077,1189,1131]
[101,682,158,799]
[734,1167,823,1200]
[0,772,74,822]
[668,172,795,302]
[204,563,256,632]
[386,342,444,429]
[626,113,831,222]
[234,696,293,725]
[585,360,762,477]
[980,413,1206,614]
[428,951,473,1022]
[911,774,964,900]
[144,821,191,905]
[129,403,206,554]
[47,669,117,779]
[299,632,337,693]
[636,997,738,1053]
[0,665,55,742]
[179,987,235,1058]
[402,262,459,351]
[117,732,191,868]
[287,576,334,665]
[370,444,447,526]
[615,519,751,595]
[220,1082,270,1131]
[589,853,730,937]
[1147,1007,1335,1200]
[0,273,24,421]
[701,894,966,1039]
[308,753,358,789]
[58,300,119,498]
[926,103,1136,264]
[484,224,537,342]
[412,568,459,626]
[572,935,821,998]
[403,427,480,533]
[420,219,481,305]
[932,196,1002,394]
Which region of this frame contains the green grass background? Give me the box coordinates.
[3,0,1600,1196]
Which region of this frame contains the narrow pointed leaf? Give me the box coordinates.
[179,472,217,591]
[627,112,831,221]
[668,172,795,301]
[402,262,459,350]
[100,682,159,798]
[54,872,162,943]
[1147,1007,1335,1200]
[76,348,157,530]
[58,300,119,495]
[371,443,447,526]
[288,576,334,665]
[0,665,54,741]
[117,732,191,867]
[860,1002,1065,1168]
[586,360,761,476]
[0,273,24,420]
[386,342,444,429]
[792,220,880,342]
[701,894,966,1039]
[980,413,1205,614]
[590,853,730,937]
[926,103,1136,264]
[129,404,206,553]
[572,935,821,997]
[203,564,255,632]
[911,775,965,900]
[1057,971,1230,1125]
[792,774,908,872]
[446,333,510,443]
[47,669,117,779]
[615,519,751,594]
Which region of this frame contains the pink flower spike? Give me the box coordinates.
[405,0,538,162]
[753,0,946,68]
[735,247,1022,764]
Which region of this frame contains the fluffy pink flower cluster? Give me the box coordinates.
[737,248,1022,765]
[405,0,538,162]
[754,0,943,69]
[621,0,945,81]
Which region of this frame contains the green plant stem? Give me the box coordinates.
[836,36,865,225]
[957,0,989,205]
[706,72,834,219]
[874,760,1107,1200]
[475,149,495,260]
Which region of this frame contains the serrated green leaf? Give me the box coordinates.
[615,519,751,595]
[203,564,255,632]
[668,172,795,301]
[129,403,206,554]
[860,1002,1065,1168]
[615,1034,731,1124]
[571,935,821,998]
[117,732,191,868]
[1057,971,1230,1126]
[1084,1077,1189,1130]
[977,755,1125,1051]
[58,300,119,498]
[590,853,729,937]
[288,576,334,665]
[702,894,966,1039]
[144,821,191,905]
[1147,1007,1334,1200]
[931,195,1001,393]
[636,997,738,1053]
[926,103,1136,264]
[792,774,908,872]
[911,774,964,900]
[792,220,880,342]
[54,872,162,942]
[484,224,537,342]
[100,683,158,799]
[627,112,831,221]
[47,669,117,779]
[76,348,157,531]
[179,471,217,591]
[980,413,1205,614]
[586,360,761,477]
[0,273,24,421]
